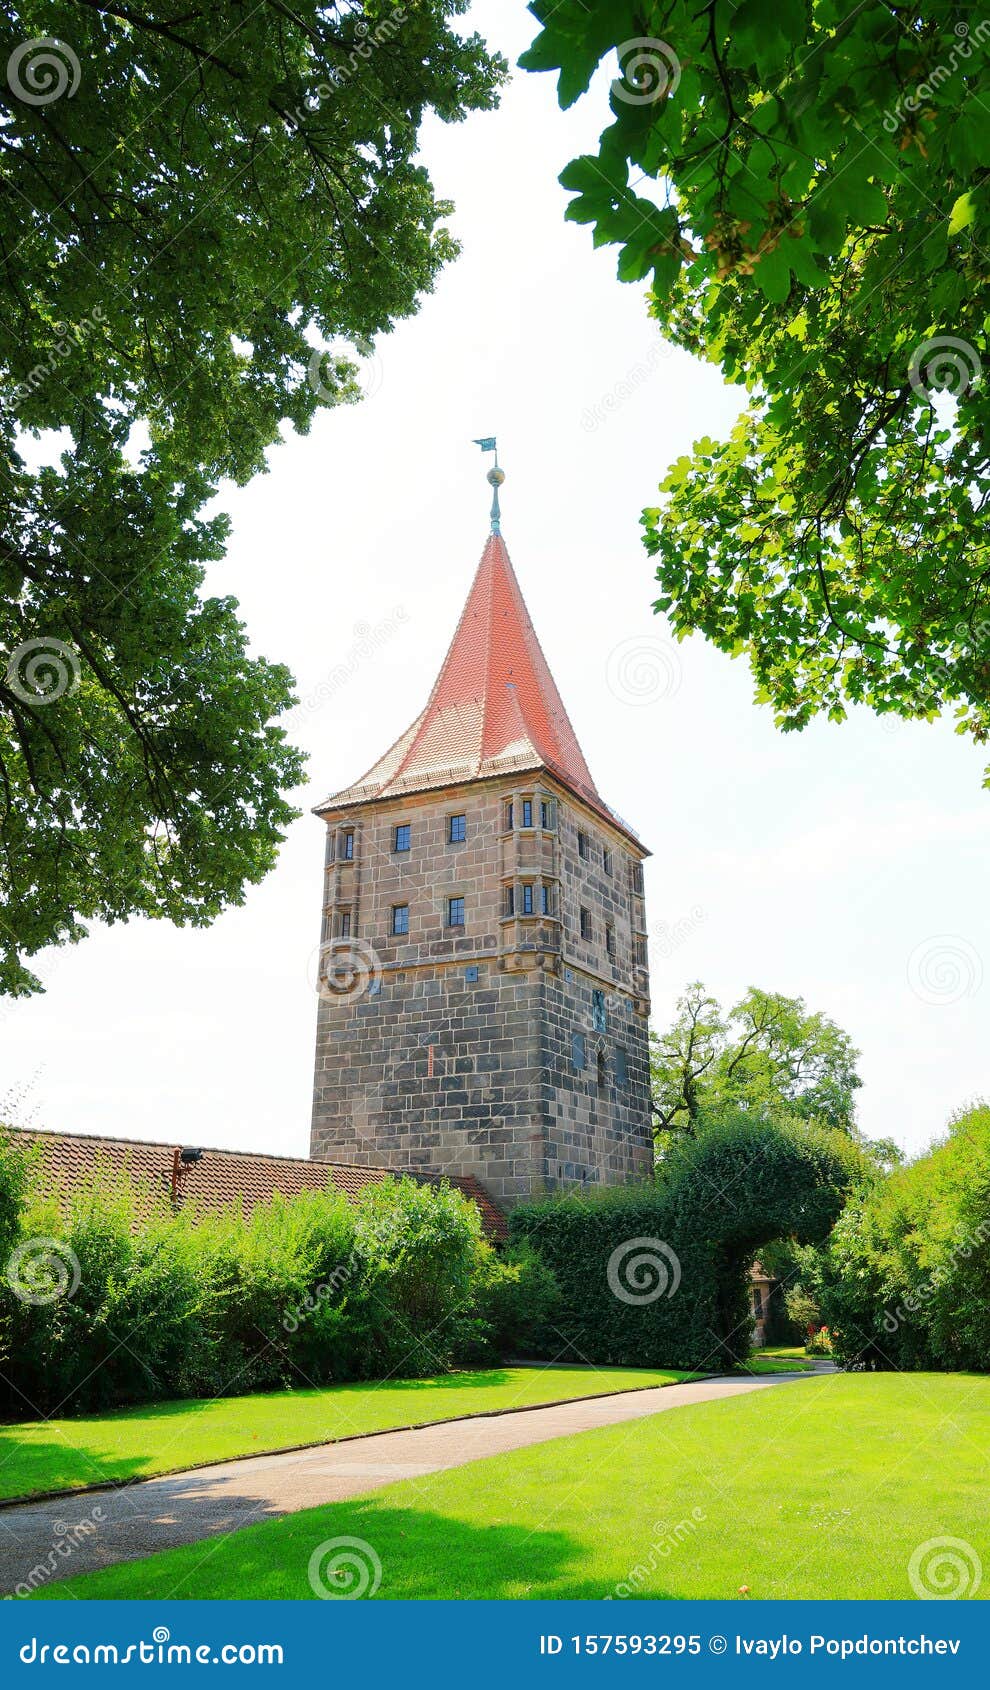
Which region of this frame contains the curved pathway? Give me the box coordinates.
[0,1371,826,1591]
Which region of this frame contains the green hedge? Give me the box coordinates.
[0,1137,542,1416]
[819,1104,990,1371]
[0,1108,864,1409]
[511,1112,860,1372]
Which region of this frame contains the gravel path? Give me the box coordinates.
[0,1371,823,1591]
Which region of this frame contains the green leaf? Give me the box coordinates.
[948,192,976,237]
[754,244,792,303]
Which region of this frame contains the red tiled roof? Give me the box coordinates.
[316,530,643,848]
[8,1129,507,1242]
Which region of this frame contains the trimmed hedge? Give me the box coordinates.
[511,1111,860,1371]
[819,1103,990,1371]
[0,1136,544,1416]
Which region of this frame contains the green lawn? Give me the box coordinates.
[0,1365,690,1502]
[43,1372,990,1601]
[735,1353,814,1375]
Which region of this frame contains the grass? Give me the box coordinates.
[735,1353,814,1375]
[43,1371,990,1601]
[0,1365,691,1503]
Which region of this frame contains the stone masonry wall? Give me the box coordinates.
[310,773,652,1207]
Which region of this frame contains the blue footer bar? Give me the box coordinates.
[3,1602,986,1684]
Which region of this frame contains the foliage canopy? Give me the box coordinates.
[0,2,504,990]
[650,980,862,1135]
[818,1102,990,1370]
[522,2,990,778]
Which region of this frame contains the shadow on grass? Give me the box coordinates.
[0,1365,670,1505]
[0,1434,159,1500]
[336,1369,517,1394]
[40,1499,675,1602]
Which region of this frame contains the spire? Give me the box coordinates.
[472,436,505,534]
[316,515,643,849]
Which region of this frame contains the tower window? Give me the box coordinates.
[596,1049,607,1090]
[392,904,409,936]
[603,847,613,877]
[541,884,552,916]
[577,830,589,860]
[505,885,515,916]
[505,801,514,830]
[521,798,533,828]
[449,813,466,843]
[522,883,534,915]
[394,824,411,853]
[580,906,592,941]
[571,1031,586,1072]
[447,896,465,928]
[340,830,354,861]
[630,862,644,895]
[592,989,607,1033]
[540,797,554,830]
[605,922,615,959]
[614,1046,628,1087]
[338,909,352,939]
[633,934,648,967]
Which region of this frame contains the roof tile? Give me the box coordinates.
[7,1129,507,1242]
[316,531,642,846]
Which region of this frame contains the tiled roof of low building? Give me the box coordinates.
[7,1128,508,1242]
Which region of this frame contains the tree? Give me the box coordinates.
[1,3,504,991]
[521,4,990,780]
[818,1102,990,1370]
[651,981,862,1134]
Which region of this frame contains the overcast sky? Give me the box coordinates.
[3,1,987,1163]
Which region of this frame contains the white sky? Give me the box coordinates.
[3,1,987,1162]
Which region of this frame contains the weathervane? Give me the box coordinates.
[473,436,505,534]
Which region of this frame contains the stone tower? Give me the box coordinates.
[310,468,653,1208]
